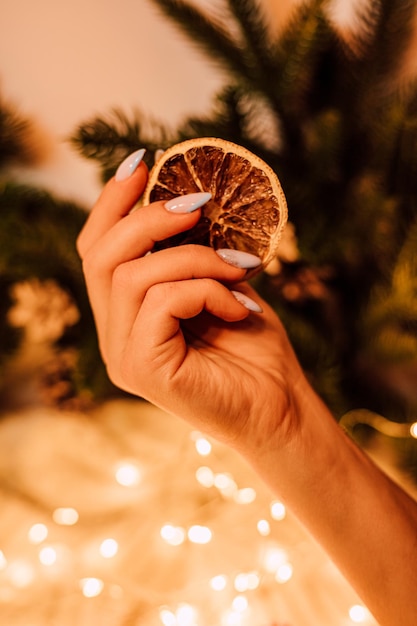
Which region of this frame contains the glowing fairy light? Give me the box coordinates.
[410,422,417,438]
[234,571,260,592]
[234,487,256,504]
[270,500,286,520]
[214,473,237,497]
[53,507,79,526]
[160,608,177,626]
[7,560,34,588]
[187,525,212,544]
[99,538,119,558]
[39,546,57,566]
[349,604,370,623]
[195,466,215,488]
[176,603,197,626]
[263,546,288,573]
[115,462,141,487]
[257,519,271,536]
[210,574,228,591]
[160,525,186,546]
[80,577,104,598]
[28,522,48,544]
[232,595,248,612]
[275,562,293,583]
[195,437,212,456]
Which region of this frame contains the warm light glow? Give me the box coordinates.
[349,604,369,623]
[234,487,256,504]
[270,500,286,520]
[160,608,177,626]
[176,603,197,626]
[275,563,293,583]
[257,519,271,536]
[7,560,34,588]
[195,437,212,456]
[214,473,236,491]
[39,546,57,566]
[410,422,417,438]
[160,525,186,546]
[80,577,104,598]
[53,507,79,526]
[0,550,7,570]
[210,574,228,591]
[234,571,260,592]
[99,538,119,558]
[188,525,212,544]
[263,546,288,573]
[28,522,49,544]
[232,595,248,612]
[115,462,141,486]
[195,466,214,488]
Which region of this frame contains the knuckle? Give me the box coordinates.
[112,262,136,292]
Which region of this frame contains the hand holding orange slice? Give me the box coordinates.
[143,137,288,277]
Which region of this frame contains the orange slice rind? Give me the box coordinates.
[143,137,288,277]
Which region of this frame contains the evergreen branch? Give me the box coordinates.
[148,0,263,86]
[0,95,40,169]
[71,108,172,180]
[225,0,275,77]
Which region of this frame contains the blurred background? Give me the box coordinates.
[1,0,417,624]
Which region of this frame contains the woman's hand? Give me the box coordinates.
[76,150,308,453]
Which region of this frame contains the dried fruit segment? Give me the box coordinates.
[143,137,288,275]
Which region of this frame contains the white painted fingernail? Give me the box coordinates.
[231,291,263,313]
[115,148,146,181]
[164,192,212,213]
[216,249,262,269]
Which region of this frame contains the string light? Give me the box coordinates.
[80,577,104,598]
[187,525,212,544]
[195,437,212,456]
[234,487,256,504]
[270,500,286,521]
[349,604,370,623]
[39,546,57,566]
[28,523,48,544]
[275,562,293,584]
[99,538,119,558]
[195,466,215,488]
[114,461,141,486]
[410,422,417,438]
[210,574,228,591]
[257,519,270,536]
[53,507,79,526]
[160,525,186,546]
[7,560,34,588]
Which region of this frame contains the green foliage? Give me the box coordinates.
[0,182,117,408]
[71,0,417,421]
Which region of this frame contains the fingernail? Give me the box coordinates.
[231,291,263,313]
[216,249,262,269]
[115,148,146,181]
[164,192,212,213]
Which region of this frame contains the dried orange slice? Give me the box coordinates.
[143,137,288,276]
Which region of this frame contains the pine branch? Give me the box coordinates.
[225,0,275,80]
[148,0,258,83]
[0,95,40,169]
[71,108,171,180]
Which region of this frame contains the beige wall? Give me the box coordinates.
[0,0,228,205]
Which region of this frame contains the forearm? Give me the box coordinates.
[248,382,417,626]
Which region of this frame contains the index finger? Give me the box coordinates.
[77,149,149,259]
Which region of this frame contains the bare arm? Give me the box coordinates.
[77,150,417,626]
